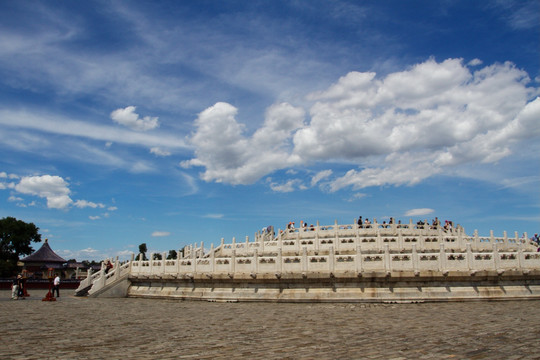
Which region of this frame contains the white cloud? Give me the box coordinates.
[203,214,224,219]
[58,247,105,261]
[499,1,540,30]
[8,174,108,211]
[130,161,154,173]
[347,192,367,202]
[298,59,528,160]
[15,175,73,209]
[111,106,159,131]
[180,172,199,195]
[150,147,171,156]
[0,109,188,167]
[116,250,135,259]
[89,216,101,220]
[329,153,442,191]
[468,58,483,66]
[299,58,539,191]
[500,175,540,190]
[269,179,302,193]
[183,58,538,191]
[311,169,333,186]
[182,102,305,185]
[151,231,171,237]
[74,200,106,209]
[405,208,435,217]
[0,172,18,190]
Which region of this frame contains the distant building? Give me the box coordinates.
[19,239,67,279]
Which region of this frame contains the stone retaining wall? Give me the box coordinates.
[127,270,540,303]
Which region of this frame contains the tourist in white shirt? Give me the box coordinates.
[53,274,61,297]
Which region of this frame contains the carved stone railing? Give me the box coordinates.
[77,221,539,296]
[76,257,131,296]
[214,220,531,258]
[129,243,540,279]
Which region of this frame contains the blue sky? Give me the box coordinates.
[0,0,539,261]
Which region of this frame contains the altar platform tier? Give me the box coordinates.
[76,219,540,302]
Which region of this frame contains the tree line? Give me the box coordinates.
[1,216,185,277]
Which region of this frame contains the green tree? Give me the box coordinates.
[82,260,99,268]
[0,217,41,277]
[152,253,162,260]
[138,243,147,260]
[167,250,177,260]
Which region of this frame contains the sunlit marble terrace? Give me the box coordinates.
[77,219,540,302]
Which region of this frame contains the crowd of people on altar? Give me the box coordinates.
[355,216,456,231]
[281,216,458,233]
[286,220,316,232]
[357,216,400,229]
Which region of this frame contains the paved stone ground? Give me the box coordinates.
[1,290,539,359]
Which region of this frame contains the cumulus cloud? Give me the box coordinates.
[468,58,483,66]
[183,58,539,192]
[299,58,539,190]
[0,172,18,190]
[15,175,73,209]
[0,172,19,179]
[182,102,305,184]
[110,106,159,131]
[5,173,109,211]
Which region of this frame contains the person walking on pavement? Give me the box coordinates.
[11,276,20,300]
[17,274,24,299]
[53,274,61,297]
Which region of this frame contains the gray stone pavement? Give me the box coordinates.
[1,290,539,359]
